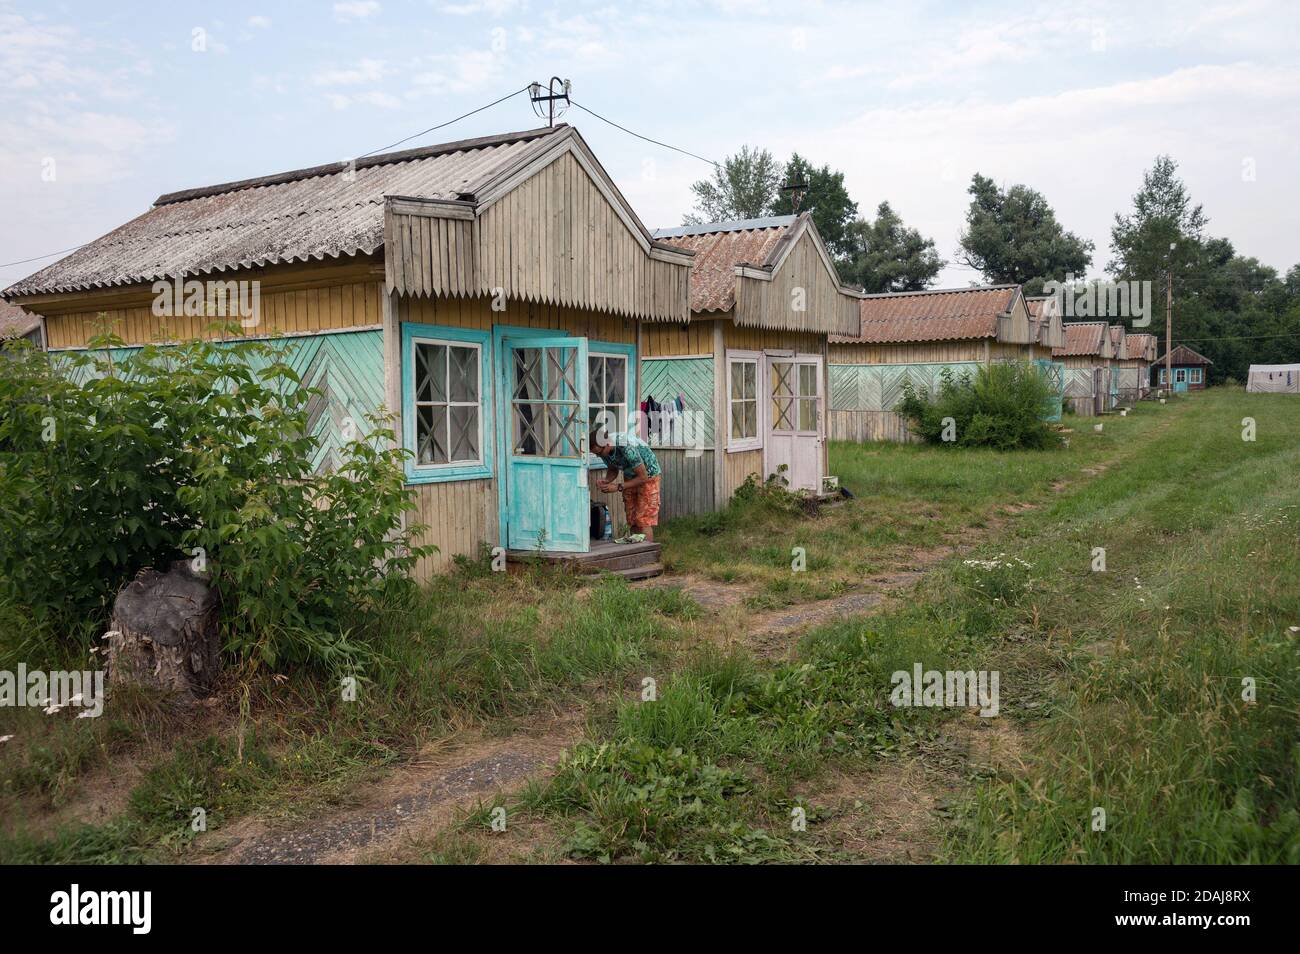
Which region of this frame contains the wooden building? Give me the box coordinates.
[1025,295,1067,421]
[1054,322,1116,416]
[0,299,44,349]
[827,284,1041,441]
[2,124,704,578]
[648,215,860,509]
[1154,344,1212,392]
[1107,324,1127,407]
[1116,332,1157,402]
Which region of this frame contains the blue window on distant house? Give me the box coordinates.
[1158,368,1167,384]
[402,323,493,483]
[1175,368,1188,384]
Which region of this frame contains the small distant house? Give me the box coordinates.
[827,284,1038,441]
[650,214,860,505]
[1154,344,1211,392]
[0,299,44,349]
[1117,332,1157,402]
[1246,364,1300,394]
[1054,322,1115,416]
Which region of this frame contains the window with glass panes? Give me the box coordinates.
[729,357,758,444]
[588,352,628,440]
[412,339,481,466]
[769,360,818,432]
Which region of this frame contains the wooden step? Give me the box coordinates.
[598,562,663,581]
[578,545,662,573]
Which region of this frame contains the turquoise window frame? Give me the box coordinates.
[587,339,637,469]
[401,322,494,484]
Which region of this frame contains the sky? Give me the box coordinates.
[2,0,1298,291]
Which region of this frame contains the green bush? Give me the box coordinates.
[0,329,428,667]
[896,361,1061,450]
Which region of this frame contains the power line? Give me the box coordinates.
[1,244,88,270]
[568,99,718,167]
[356,84,532,158]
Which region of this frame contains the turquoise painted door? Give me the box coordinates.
[504,336,590,552]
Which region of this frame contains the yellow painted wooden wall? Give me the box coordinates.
[39,260,384,349]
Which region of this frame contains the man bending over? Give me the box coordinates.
[591,428,662,543]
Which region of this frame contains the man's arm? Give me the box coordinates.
[621,463,650,489]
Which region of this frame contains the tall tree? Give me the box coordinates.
[1109,155,1207,283]
[957,173,1094,294]
[841,201,943,292]
[769,153,858,261]
[684,146,781,225]
[1109,155,1209,358]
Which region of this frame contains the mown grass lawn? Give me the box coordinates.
[3,389,1296,864]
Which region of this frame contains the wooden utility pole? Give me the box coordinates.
[1165,269,1173,392]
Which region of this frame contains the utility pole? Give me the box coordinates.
[1165,241,1175,394]
[1170,269,1180,392]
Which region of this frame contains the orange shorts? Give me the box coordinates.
[621,476,661,528]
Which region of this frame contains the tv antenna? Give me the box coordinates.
[781,176,810,212]
[529,77,572,127]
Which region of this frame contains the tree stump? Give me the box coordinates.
[106,560,221,700]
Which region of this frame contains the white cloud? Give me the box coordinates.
[332,1,381,22]
[247,15,272,29]
[793,62,1300,282]
[410,50,502,95]
[437,0,520,15]
[311,58,388,86]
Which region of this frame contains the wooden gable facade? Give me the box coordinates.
[647,214,861,513]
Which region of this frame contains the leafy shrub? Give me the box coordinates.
[0,329,428,667]
[896,361,1062,450]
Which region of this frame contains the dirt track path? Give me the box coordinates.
[198,427,1170,865]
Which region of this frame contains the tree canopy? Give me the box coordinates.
[957,174,1094,294]
[841,201,944,293]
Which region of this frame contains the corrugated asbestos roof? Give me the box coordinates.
[1157,343,1213,365]
[0,298,40,338]
[652,217,797,313]
[1127,333,1156,361]
[1054,322,1109,356]
[4,126,565,297]
[829,285,1017,344]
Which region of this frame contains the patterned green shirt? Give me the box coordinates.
[599,433,661,480]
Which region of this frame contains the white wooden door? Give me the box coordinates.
[764,353,823,492]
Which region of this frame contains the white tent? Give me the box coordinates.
[1246,364,1300,393]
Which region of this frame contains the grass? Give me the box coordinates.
[5,389,1298,864]
[0,568,700,862]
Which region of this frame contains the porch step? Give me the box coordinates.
[599,561,664,581]
[506,539,662,576]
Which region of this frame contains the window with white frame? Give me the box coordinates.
[727,353,760,450]
[588,352,629,441]
[1175,368,1187,384]
[412,338,482,467]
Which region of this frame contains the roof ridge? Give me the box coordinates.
[154,125,563,206]
[858,283,1018,299]
[653,215,797,239]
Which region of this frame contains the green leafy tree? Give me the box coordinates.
[841,201,944,292]
[769,153,858,260]
[1108,155,1207,285]
[684,146,782,225]
[0,326,430,667]
[957,173,1094,294]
